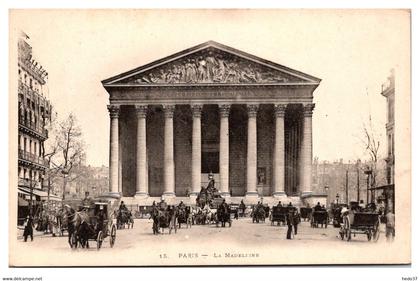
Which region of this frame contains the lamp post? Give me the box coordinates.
[336,193,339,205]
[62,170,69,201]
[324,185,329,208]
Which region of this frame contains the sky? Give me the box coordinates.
[10,9,410,167]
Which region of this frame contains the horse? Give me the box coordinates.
[216,204,231,227]
[252,205,266,223]
[116,209,134,229]
[72,211,95,248]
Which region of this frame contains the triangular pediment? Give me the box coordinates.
[103,41,321,85]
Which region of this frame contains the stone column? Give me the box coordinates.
[135,105,148,198]
[163,104,175,197]
[219,104,230,197]
[246,104,259,197]
[301,103,315,197]
[191,104,202,196]
[107,105,120,198]
[273,104,286,197]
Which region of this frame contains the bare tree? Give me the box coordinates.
[361,117,380,190]
[48,113,86,200]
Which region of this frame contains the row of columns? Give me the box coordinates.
[107,103,314,198]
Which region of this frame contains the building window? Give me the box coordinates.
[24,138,27,152]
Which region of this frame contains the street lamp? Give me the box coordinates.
[336,193,339,204]
[61,170,69,201]
[324,185,329,207]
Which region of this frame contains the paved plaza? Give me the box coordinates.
[13,217,395,266]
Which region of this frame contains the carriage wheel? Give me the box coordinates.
[70,232,78,249]
[343,216,351,241]
[372,218,380,242]
[110,225,116,248]
[97,231,103,250]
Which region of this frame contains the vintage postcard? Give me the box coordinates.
[8,9,411,266]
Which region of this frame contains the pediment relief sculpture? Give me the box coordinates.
[125,49,301,84]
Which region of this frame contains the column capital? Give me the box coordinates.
[107,105,120,118]
[135,105,148,118]
[247,104,259,118]
[218,104,231,118]
[274,104,287,118]
[303,103,315,117]
[191,104,203,118]
[162,104,175,118]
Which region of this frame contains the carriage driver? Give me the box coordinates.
[119,201,128,212]
[178,200,185,209]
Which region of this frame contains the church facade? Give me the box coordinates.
[102,41,321,206]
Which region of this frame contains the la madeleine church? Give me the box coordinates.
[101,41,323,206]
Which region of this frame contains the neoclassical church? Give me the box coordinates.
[102,41,322,206]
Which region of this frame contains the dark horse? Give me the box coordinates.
[216,204,231,227]
[116,209,134,229]
[72,211,96,248]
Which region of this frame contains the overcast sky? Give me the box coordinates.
[11,9,410,167]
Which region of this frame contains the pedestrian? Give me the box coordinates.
[293,209,300,235]
[23,215,34,242]
[286,210,294,239]
[385,210,395,242]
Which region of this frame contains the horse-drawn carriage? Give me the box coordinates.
[176,206,192,229]
[215,203,232,227]
[150,206,177,234]
[311,210,329,228]
[70,200,117,250]
[299,207,313,222]
[270,206,289,226]
[116,209,134,229]
[339,211,380,242]
[331,204,348,227]
[252,204,268,223]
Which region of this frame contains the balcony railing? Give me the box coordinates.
[18,116,48,138]
[18,149,49,167]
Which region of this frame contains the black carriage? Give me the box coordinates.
[299,207,313,222]
[270,206,289,226]
[339,212,380,242]
[176,206,192,229]
[311,210,329,228]
[151,206,177,234]
[70,201,117,250]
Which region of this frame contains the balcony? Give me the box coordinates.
[18,117,48,139]
[18,149,49,167]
